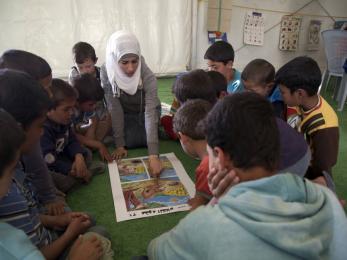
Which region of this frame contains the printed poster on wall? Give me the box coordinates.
[108,153,195,222]
[306,20,322,51]
[279,15,302,51]
[243,11,265,46]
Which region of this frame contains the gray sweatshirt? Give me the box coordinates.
[100,56,160,155]
[21,142,57,204]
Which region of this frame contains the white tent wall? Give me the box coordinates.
[0,0,346,76]
[0,0,192,77]
[193,0,347,71]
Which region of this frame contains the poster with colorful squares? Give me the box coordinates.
[108,153,195,222]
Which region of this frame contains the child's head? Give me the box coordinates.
[203,92,280,181]
[241,59,275,97]
[72,74,104,112]
[48,79,77,125]
[207,71,228,99]
[275,56,321,107]
[204,41,235,79]
[0,109,25,198]
[72,42,98,75]
[0,49,53,97]
[173,69,217,104]
[0,69,51,153]
[173,99,212,158]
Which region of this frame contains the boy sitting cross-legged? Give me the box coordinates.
[72,73,113,162]
[41,78,105,193]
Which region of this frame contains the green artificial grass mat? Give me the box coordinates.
[67,77,347,259]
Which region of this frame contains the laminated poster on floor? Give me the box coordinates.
[108,153,196,222]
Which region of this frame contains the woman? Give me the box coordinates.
[101,31,162,177]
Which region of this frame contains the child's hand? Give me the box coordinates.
[73,154,89,179]
[53,212,88,229]
[112,147,128,161]
[98,143,113,162]
[208,167,240,198]
[65,215,91,238]
[148,155,162,178]
[188,196,209,211]
[45,200,66,216]
[68,235,103,260]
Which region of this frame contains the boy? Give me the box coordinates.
[242,58,285,119]
[148,92,347,259]
[207,70,228,99]
[0,51,65,215]
[69,41,111,144]
[69,41,100,84]
[275,56,339,184]
[161,70,225,141]
[173,99,213,209]
[72,74,113,162]
[0,109,45,259]
[0,70,109,260]
[41,79,105,193]
[204,41,243,93]
[172,69,217,104]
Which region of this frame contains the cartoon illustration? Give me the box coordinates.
[143,156,177,178]
[118,159,148,182]
[122,177,190,211]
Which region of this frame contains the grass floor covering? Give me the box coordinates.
[67,77,346,259]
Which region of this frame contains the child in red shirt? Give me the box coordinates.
[173,99,213,209]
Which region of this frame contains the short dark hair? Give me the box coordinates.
[0,69,51,130]
[173,69,217,104]
[241,59,275,85]
[0,109,25,176]
[275,56,321,96]
[207,71,227,97]
[204,41,235,64]
[72,42,97,64]
[203,92,280,172]
[0,49,52,80]
[51,78,78,108]
[72,74,104,103]
[173,99,212,140]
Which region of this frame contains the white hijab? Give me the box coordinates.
[105,30,141,96]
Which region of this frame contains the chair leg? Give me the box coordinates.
[337,74,347,111]
[319,69,328,94]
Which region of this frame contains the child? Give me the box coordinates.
[72,74,113,162]
[172,69,217,104]
[0,50,65,215]
[242,58,285,119]
[0,70,110,260]
[0,109,43,259]
[207,70,228,99]
[0,49,53,97]
[275,56,339,185]
[204,41,243,93]
[69,41,111,144]
[41,79,105,193]
[173,99,213,209]
[148,92,347,259]
[161,70,222,141]
[69,41,100,83]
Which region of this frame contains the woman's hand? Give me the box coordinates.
[208,167,240,198]
[112,147,128,161]
[148,155,163,178]
[97,143,113,162]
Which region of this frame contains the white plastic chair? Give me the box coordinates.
[319,30,347,96]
